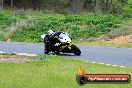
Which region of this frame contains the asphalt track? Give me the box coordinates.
[0,42,132,67]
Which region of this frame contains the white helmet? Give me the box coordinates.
[48,30,54,35]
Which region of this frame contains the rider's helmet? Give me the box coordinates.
[48,30,54,37]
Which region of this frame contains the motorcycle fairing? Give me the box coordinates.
[59,42,73,51]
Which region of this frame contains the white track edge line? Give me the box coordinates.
[0,51,126,68]
[84,60,125,68]
[0,51,37,56]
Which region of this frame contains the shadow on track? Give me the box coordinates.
[46,53,81,57]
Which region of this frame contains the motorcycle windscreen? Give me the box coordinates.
[59,33,71,43]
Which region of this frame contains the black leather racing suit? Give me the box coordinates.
[44,32,61,54]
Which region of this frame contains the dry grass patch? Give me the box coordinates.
[109,35,132,44]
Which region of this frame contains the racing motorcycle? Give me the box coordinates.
[41,32,81,55]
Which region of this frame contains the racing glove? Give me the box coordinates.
[55,43,60,46]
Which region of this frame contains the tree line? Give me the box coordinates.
[0,0,128,13]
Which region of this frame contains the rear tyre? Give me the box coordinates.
[54,51,60,55]
[71,44,81,55]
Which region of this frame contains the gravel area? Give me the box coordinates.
[0,55,31,63]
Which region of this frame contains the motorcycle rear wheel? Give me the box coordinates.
[54,51,60,55]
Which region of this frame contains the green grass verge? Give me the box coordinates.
[74,41,132,48]
[0,55,131,88]
[1,11,123,42]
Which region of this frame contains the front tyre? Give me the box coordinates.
[44,44,49,54]
[71,44,81,55]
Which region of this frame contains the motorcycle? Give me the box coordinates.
[41,32,81,55]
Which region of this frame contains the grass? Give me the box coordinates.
[0,55,131,88]
[12,14,124,42]
[75,41,132,48]
[0,52,16,55]
[128,0,132,4]
[123,0,132,14]
[0,11,16,30]
[0,11,131,48]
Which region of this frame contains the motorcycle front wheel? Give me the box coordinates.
[71,44,81,55]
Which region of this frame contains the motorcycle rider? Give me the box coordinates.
[44,30,62,54]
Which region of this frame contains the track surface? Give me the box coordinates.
[0,42,132,67]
